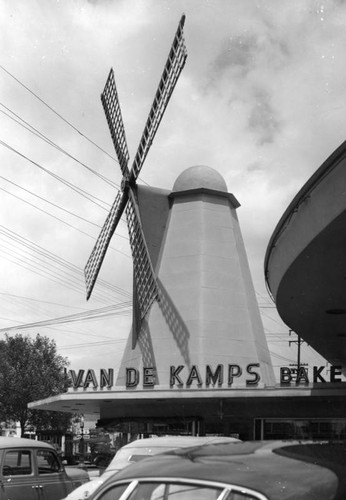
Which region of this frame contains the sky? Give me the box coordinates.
[1,0,345,381]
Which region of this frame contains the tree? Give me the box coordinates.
[0,333,70,436]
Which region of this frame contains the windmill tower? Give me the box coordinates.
[85,16,276,391]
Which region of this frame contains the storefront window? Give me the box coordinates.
[255,418,346,440]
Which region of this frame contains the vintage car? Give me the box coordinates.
[81,439,346,500]
[0,436,89,500]
[63,435,240,500]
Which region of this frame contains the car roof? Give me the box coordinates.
[0,437,54,450]
[108,440,346,500]
[106,436,241,473]
[118,436,240,449]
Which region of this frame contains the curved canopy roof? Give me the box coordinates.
[265,140,346,368]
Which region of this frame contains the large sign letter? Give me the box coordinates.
[280,367,292,385]
[126,368,139,387]
[170,365,184,386]
[331,365,342,382]
[206,365,223,386]
[313,366,326,383]
[100,369,114,389]
[143,367,156,386]
[186,365,202,387]
[246,363,260,386]
[228,365,242,385]
[84,369,98,389]
[69,369,85,389]
[296,367,309,385]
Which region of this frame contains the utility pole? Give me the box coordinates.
[289,330,305,370]
[79,415,85,468]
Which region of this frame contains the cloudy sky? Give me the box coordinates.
[1,0,344,379]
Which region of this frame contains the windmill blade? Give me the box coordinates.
[126,189,159,322]
[131,272,142,349]
[84,190,128,300]
[101,68,130,179]
[130,14,187,181]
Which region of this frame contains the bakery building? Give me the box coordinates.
[30,157,346,440]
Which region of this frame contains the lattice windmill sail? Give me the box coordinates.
[84,15,187,336]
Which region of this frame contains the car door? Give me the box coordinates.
[0,448,38,500]
[35,448,70,500]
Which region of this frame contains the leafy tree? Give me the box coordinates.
[0,333,70,436]
[30,410,72,434]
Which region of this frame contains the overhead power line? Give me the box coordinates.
[0,65,151,186]
[0,225,131,302]
[0,102,119,189]
[0,183,130,258]
[59,338,127,351]
[0,292,90,329]
[269,350,296,364]
[0,185,108,248]
[0,63,118,164]
[0,138,111,210]
[0,301,132,333]
[0,187,131,295]
[0,242,102,302]
[0,173,129,241]
[0,174,100,228]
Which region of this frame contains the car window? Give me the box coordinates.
[226,492,263,500]
[36,449,61,474]
[128,455,153,463]
[96,481,266,500]
[97,482,131,500]
[2,449,32,476]
[165,483,222,500]
[127,482,223,500]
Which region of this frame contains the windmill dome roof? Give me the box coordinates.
[173,165,227,192]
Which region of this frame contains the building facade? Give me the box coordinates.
[30,163,346,440]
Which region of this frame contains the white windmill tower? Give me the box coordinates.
[85,15,275,391]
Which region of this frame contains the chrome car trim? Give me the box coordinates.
[118,480,138,500]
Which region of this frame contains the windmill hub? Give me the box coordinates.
[173,165,228,192]
[121,177,130,192]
